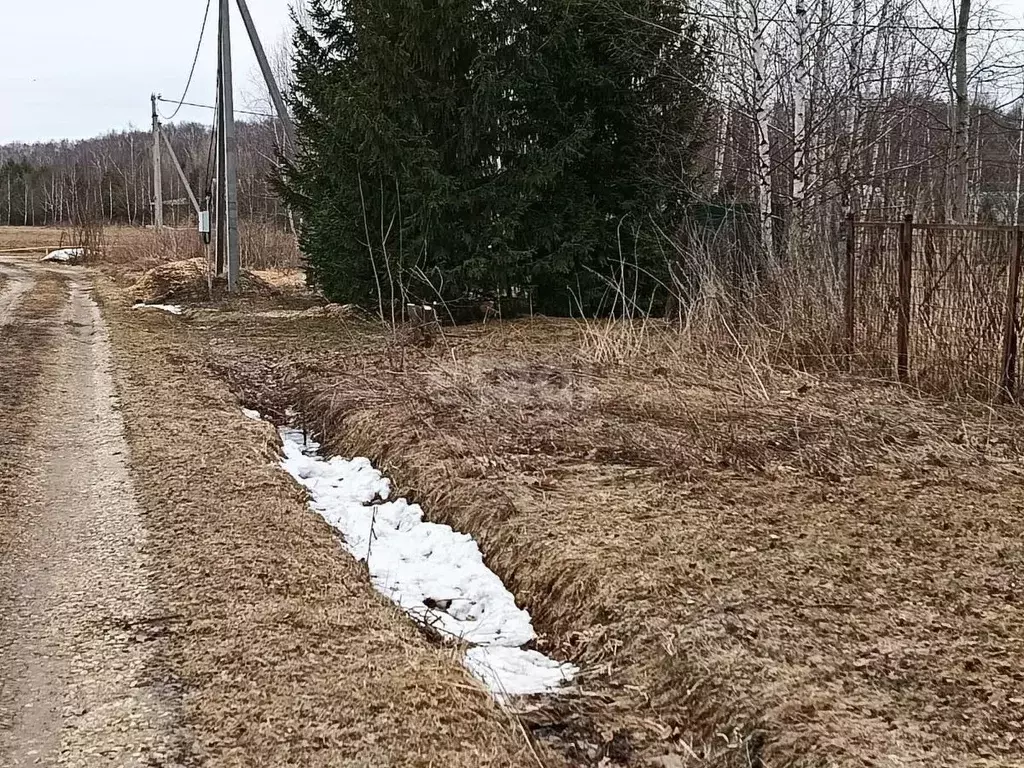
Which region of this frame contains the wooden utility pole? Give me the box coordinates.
[151,94,164,230]
[212,45,225,276]
[217,0,240,292]
[235,0,296,151]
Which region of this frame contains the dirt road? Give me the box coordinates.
[0,256,180,766]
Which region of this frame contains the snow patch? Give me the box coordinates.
[43,248,84,263]
[272,420,577,698]
[465,646,578,698]
[132,303,183,315]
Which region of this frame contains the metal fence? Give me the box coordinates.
[846,216,1023,400]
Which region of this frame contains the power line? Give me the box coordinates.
[159,0,214,121]
[156,96,276,120]
[690,9,1024,34]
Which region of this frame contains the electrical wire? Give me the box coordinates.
[685,8,1024,34]
[157,96,277,120]
[159,0,214,121]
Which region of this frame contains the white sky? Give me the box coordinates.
[0,0,294,144]
[4,0,1024,144]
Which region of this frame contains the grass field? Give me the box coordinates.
[0,225,66,251]
[31,225,1024,766]
[186,309,1023,766]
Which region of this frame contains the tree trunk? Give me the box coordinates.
[750,0,774,252]
[951,0,971,222]
[1014,86,1023,225]
[791,0,808,248]
[842,0,864,217]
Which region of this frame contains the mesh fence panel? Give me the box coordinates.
[852,222,1021,399]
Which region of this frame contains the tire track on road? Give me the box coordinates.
[0,263,68,764]
[0,259,35,327]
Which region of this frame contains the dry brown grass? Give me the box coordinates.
[0,226,65,252]
[94,277,554,768]
[239,221,303,271]
[55,225,314,311]
[252,268,312,296]
[96,223,301,273]
[191,309,1024,768]
[0,224,304,284]
[92,218,1024,764]
[130,258,278,304]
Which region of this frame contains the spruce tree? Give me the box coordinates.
[282,0,497,310]
[499,0,708,314]
[281,0,708,316]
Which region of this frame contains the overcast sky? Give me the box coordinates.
[0,0,294,144]
[5,0,1024,145]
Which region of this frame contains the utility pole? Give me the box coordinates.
[209,0,292,292]
[217,0,240,292]
[151,93,164,230]
[212,37,224,276]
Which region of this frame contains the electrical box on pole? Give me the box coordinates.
[203,193,213,293]
[199,209,211,244]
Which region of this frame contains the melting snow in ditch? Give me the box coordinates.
[272,422,577,698]
[132,303,183,315]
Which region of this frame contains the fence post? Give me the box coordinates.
[845,213,856,370]
[897,213,913,384]
[1000,228,1023,402]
